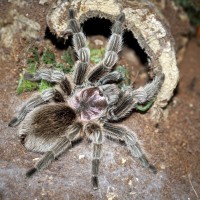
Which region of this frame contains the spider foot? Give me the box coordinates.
[92,176,99,190]
[149,164,157,174]
[26,167,37,177]
[139,154,157,174]
[8,117,19,127]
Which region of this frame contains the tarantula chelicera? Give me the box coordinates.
[9,8,164,189]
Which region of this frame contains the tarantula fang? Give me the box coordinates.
[9,8,164,190]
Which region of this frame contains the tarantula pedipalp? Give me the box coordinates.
[9,8,164,190]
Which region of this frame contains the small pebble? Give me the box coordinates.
[94,39,103,46]
[160,163,166,170]
[78,155,85,159]
[106,193,117,200]
[121,158,126,165]
[130,191,136,195]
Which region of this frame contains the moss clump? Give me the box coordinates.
[41,48,56,64]
[17,63,38,95]
[116,65,131,88]
[90,47,105,64]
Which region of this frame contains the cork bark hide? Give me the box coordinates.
[47,0,179,120]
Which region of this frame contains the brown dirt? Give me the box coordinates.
[0,1,200,200]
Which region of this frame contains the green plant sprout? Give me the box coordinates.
[135,99,155,112]
[38,80,52,93]
[16,63,38,95]
[41,48,56,64]
[90,47,105,64]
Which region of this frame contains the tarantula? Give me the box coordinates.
[9,8,164,189]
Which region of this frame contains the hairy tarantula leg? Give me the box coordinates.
[24,68,72,96]
[8,88,64,127]
[68,8,90,85]
[131,73,165,104]
[107,92,134,121]
[25,68,72,96]
[24,69,65,83]
[26,123,82,177]
[85,123,103,190]
[99,84,120,106]
[97,71,123,85]
[107,74,165,121]
[73,61,88,85]
[87,13,125,83]
[103,123,157,174]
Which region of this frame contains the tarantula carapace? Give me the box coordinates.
[9,8,164,189]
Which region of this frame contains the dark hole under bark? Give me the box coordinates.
[45,27,72,49]
[81,17,150,86]
[45,17,148,66]
[82,17,148,65]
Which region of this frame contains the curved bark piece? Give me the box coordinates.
[47,0,179,121]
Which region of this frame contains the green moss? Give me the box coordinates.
[38,80,52,93]
[116,65,131,88]
[42,48,56,64]
[16,76,38,95]
[16,47,74,95]
[27,47,40,64]
[90,47,105,64]
[17,47,39,95]
[57,49,74,73]
[16,63,38,95]
[61,49,74,66]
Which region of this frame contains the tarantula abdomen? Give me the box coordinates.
[19,104,75,142]
[9,8,165,190]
